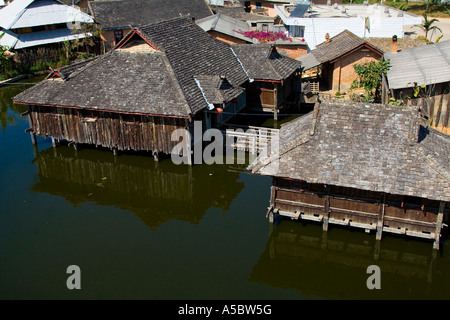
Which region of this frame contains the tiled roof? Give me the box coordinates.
[231,43,302,80]
[139,17,249,114]
[196,13,252,42]
[311,30,383,64]
[14,18,249,117]
[194,75,245,105]
[89,0,212,29]
[250,100,450,202]
[14,48,191,117]
[210,5,275,22]
[384,40,450,89]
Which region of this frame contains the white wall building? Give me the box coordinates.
[275,2,422,50]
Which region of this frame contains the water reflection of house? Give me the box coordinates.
[249,221,448,299]
[249,100,449,249]
[32,146,245,229]
[14,17,249,164]
[88,0,213,51]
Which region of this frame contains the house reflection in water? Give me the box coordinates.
[31,146,245,229]
[249,220,450,299]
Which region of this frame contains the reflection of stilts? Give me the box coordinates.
[426,248,438,294]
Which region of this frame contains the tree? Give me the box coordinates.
[350,59,390,103]
[0,45,11,75]
[413,13,442,43]
[70,23,103,55]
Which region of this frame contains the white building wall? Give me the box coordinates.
[287,15,422,50]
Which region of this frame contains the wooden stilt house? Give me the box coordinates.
[13,17,249,163]
[231,44,302,120]
[249,100,450,249]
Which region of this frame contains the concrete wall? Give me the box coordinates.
[284,16,422,49]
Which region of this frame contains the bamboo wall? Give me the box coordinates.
[29,105,187,154]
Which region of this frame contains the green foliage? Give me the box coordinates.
[413,13,442,42]
[71,23,103,53]
[388,97,404,106]
[351,59,390,103]
[410,82,427,98]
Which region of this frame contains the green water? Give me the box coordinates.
[1,77,449,300]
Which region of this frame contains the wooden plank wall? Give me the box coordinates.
[29,106,187,154]
[393,82,450,135]
[272,178,446,240]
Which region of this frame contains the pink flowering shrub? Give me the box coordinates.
[234,30,293,43]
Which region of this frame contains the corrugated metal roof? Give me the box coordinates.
[0,0,34,29]
[0,29,19,48]
[0,0,92,30]
[11,28,90,49]
[385,40,450,89]
[196,13,251,42]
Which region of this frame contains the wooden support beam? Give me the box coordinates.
[27,113,36,145]
[113,148,119,156]
[376,194,386,241]
[51,137,57,148]
[433,201,446,250]
[323,187,330,232]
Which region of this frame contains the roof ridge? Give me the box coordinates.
[159,52,192,115]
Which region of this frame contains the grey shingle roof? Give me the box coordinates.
[210,5,275,22]
[196,13,251,42]
[14,17,249,117]
[14,48,191,117]
[139,17,249,114]
[296,52,320,70]
[250,100,450,202]
[384,40,450,90]
[194,75,244,105]
[231,44,302,80]
[89,0,213,29]
[310,29,383,65]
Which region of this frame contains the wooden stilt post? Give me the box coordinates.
[153,151,159,162]
[26,113,37,145]
[321,229,328,250]
[30,132,37,145]
[323,186,330,232]
[32,144,39,158]
[374,239,381,260]
[73,142,79,152]
[185,122,193,166]
[51,137,57,148]
[433,201,446,250]
[113,148,118,156]
[376,194,386,241]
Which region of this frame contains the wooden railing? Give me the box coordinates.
[223,124,279,155]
